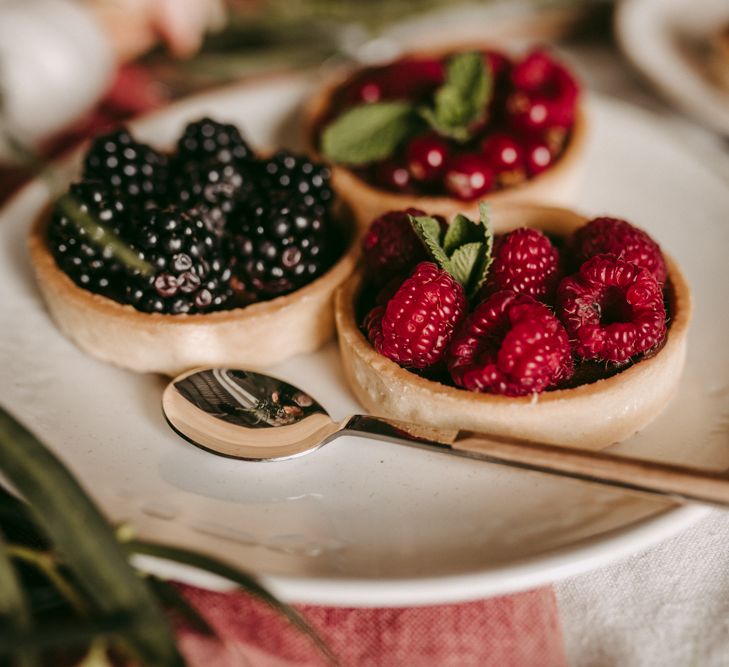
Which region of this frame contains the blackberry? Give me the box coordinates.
[48,180,131,300]
[83,129,168,212]
[177,117,254,166]
[259,150,334,206]
[229,193,331,301]
[125,207,232,314]
[170,156,255,236]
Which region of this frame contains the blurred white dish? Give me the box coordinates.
[0,0,113,161]
[616,0,729,134]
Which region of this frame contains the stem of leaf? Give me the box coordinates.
[7,544,89,614]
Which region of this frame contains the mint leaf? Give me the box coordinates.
[470,202,495,296]
[409,204,494,298]
[409,215,451,272]
[418,52,491,142]
[443,213,484,254]
[320,101,417,166]
[449,242,482,287]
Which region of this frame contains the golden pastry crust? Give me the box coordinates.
[334,204,691,450]
[303,47,589,228]
[29,208,359,376]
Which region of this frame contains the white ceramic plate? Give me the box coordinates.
[2,74,729,607]
[616,0,729,134]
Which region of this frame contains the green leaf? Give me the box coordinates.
[449,242,482,288]
[7,543,90,614]
[321,101,417,165]
[146,576,216,638]
[471,202,495,296]
[0,614,133,653]
[0,529,38,667]
[127,539,340,666]
[0,407,184,667]
[418,52,491,142]
[409,215,451,272]
[56,194,153,277]
[76,639,114,667]
[443,213,483,254]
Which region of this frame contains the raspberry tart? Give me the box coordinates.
[29,119,357,375]
[335,204,691,449]
[306,47,587,227]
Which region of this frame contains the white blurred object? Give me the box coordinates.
[0,0,114,162]
[616,0,729,135]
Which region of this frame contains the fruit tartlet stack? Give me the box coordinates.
[30,117,357,375]
[308,47,585,223]
[335,204,690,448]
[48,118,338,315]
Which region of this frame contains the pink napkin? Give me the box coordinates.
[175,583,566,667]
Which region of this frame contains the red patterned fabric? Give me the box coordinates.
[175,583,566,667]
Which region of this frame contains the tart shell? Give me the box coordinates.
[304,54,589,228]
[29,208,358,376]
[334,204,692,450]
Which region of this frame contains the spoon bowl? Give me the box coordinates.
[163,368,341,460]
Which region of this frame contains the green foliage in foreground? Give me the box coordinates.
[0,407,337,666]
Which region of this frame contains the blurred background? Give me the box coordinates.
[1,0,727,201]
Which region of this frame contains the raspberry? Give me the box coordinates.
[361,208,427,285]
[569,217,668,285]
[366,262,466,369]
[557,254,666,363]
[486,227,560,302]
[448,290,573,396]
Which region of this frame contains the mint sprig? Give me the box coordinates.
[320,52,492,165]
[418,52,492,143]
[320,101,418,166]
[409,202,493,300]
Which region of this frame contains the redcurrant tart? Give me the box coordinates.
[307,45,587,227]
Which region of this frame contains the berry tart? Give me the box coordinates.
[29,118,357,375]
[306,47,587,227]
[335,204,691,449]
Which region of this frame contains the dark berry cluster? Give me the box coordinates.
[361,210,669,396]
[326,48,579,200]
[48,118,337,314]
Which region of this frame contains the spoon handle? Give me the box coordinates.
[343,415,729,508]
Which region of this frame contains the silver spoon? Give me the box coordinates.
[162,368,729,508]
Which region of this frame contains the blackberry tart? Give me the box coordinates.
[305,46,588,227]
[335,204,691,449]
[29,119,357,375]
